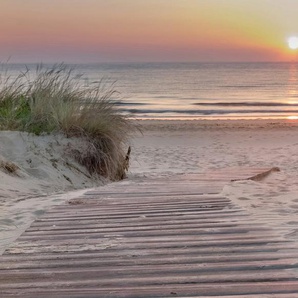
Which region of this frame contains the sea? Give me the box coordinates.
[2,62,298,120]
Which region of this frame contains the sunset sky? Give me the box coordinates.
[1,0,298,63]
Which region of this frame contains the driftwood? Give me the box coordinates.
[123,146,131,172]
[118,146,131,180]
[231,167,280,182]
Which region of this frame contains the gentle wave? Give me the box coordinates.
[121,108,298,115]
[113,101,147,106]
[192,102,298,107]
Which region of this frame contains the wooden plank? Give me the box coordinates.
[33,210,248,222]
[48,200,232,211]
[29,214,263,225]
[21,226,268,237]
[1,258,297,275]
[39,207,239,219]
[26,222,265,232]
[0,268,297,287]
[2,281,298,296]
[2,253,298,270]
[3,293,298,298]
[2,243,296,260]
[83,190,223,196]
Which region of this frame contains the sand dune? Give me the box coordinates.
[0,131,102,253]
[0,131,102,202]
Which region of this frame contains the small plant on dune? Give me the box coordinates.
[0,74,29,130]
[0,159,19,175]
[0,65,134,180]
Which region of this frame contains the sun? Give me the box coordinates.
[288,36,298,50]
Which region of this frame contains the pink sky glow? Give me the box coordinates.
[1,0,298,63]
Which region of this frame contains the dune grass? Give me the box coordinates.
[0,65,134,180]
[0,159,19,176]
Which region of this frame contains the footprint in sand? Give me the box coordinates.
[274,208,293,215]
[286,221,298,225]
[252,194,264,198]
[289,204,298,210]
[285,229,298,239]
[278,187,289,192]
[238,197,250,201]
[250,204,262,208]
[34,210,46,216]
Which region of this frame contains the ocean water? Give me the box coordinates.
[2,62,298,119]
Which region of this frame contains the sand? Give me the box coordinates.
[1,119,298,253]
[130,119,298,242]
[0,131,102,253]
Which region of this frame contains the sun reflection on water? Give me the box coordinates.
[287,63,298,100]
[287,115,298,120]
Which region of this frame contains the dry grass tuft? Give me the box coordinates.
[0,160,19,175]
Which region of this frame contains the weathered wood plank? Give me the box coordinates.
[21,226,269,237]
[3,293,297,298]
[26,222,265,233]
[2,243,296,260]
[1,258,297,276]
[2,280,298,296]
[46,200,232,211]
[33,210,248,222]
[0,270,297,287]
[2,253,298,270]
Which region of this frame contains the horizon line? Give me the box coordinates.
[2,60,298,65]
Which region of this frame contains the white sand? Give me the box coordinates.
[130,119,298,242]
[1,119,298,253]
[0,131,102,253]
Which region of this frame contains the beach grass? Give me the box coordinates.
[0,159,19,175]
[0,65,133,180]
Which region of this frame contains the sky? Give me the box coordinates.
[1,0,298,63]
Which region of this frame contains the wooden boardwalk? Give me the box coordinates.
[1,168,298,297]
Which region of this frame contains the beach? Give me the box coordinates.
[1,119,298,253]
[130,119,298,242]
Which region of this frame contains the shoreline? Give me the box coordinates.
[134,118,298,131]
